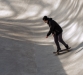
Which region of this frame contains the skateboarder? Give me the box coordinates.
[43,16,70,54]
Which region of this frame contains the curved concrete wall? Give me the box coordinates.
[0,0,83,75]
[0,0,82,45]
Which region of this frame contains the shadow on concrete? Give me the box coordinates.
[0,37,37,75]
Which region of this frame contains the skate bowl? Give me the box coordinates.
[0,0,83,75]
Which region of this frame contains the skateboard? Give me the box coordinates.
[53,47,71,55]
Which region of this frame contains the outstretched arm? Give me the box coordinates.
[46,25,55,38]
[47,26,52,37]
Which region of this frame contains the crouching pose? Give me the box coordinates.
[43,16,70,54]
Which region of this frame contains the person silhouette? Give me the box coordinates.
[43,16,70,55]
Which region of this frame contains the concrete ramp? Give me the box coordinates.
[0,0,83,75]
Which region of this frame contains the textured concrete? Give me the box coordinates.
[0,0,83,75]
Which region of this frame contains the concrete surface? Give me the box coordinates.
[0,0,83,75]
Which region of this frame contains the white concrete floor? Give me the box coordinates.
[0,0,83,75]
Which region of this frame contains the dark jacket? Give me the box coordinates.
[47,18,63,36]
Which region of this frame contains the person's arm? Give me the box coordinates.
[47,26,52,37]
[46,22,55,38]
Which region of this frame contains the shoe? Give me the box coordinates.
[57,49,61,55]
[57,48,61,52]
[53,49,61,55]
[65,45,71,49]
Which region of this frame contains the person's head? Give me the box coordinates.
[43,16,48,23]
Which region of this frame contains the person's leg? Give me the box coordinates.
[54,34,61,52]
[58,33,70,49]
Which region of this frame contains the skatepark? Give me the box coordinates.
[0,0,83,75]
